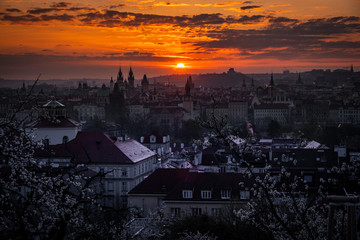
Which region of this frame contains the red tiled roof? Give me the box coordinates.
[67,132,156,164]
[129,168,258,201]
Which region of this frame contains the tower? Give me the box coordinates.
[296,73,303,85]
[110,76,114,92]
[269,73,275,87]
[267,73,276,101]
[141,74,149,93]
[117,67,124,84]
[128,66,135,88]
[183,76,194,118]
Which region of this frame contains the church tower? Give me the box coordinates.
[116,67,125,91]
[296,73,303,85]
[128,66,135,88]
[183,75,194,118]
[110,76,114,92]
[141,74,149,93]
[267,73,276,102]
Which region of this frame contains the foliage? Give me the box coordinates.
[199,111,356,240]
[164,215,271,240]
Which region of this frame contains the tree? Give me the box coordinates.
[199,112,356,240]
[0,81,130,239]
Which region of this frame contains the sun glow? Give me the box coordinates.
[176,63,185,68]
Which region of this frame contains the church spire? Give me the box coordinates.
[269,73,275,87]
[296,73,303,85]
[117,66,124,83]
[128,66,135,88]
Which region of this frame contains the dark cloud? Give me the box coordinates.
[27,8,60,14]
[50,2,71,8]
[27,6,94,14]
[2,13,73,22]
[269,16,298,23]
[243,1,253,3]
[237,15,265,24]
[194,16,360,61]
[6,8,22,13]
[109,4,126,9]
[3,14,41,22]
[240,5,262,10]
[40,14,74,21]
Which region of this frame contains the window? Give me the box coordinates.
[108,181,114,192]
[122,168,127,177]
[240,190,250,200]
[192,208,202,216]
[201,190,212,199]
[304,175,313,183]
[221,190,231,199]
[122,182,128,192]
[182,190,193,199]
[211,208,221,217]
[171,208,181,217]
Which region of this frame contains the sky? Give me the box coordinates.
[0,0,359,80]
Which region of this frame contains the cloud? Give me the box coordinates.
[40,14,74,21]
[240,5,262,10]
[109,4,126,9]
[152,2,190,7]
[193,16,360,60]
[268,16,298,24]
[6,8,22,12]
[27,8,60,14]
[2,13,74,23]
[50,2,71,8]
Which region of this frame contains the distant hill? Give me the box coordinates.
[151,69,251,88]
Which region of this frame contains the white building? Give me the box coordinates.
[253,103,291,126]
[67,132,157,209]
[26,100,81,145]
[73,104,105,121]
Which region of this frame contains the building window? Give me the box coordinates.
[122,168,127,177]
[171,208,181,217]
[304,175,313,183]
[240,190,250,200]
[211,208,221,217]
[192,208,202,216]
[221,190,231,199]
[182,190,193,199]
[201,190,212,199]
[122,182,128,192]
[108,181,114,192]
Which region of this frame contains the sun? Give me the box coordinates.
[176,63,185,68]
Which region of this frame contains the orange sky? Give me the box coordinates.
[0,0,359,79]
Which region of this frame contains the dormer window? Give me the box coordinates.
[201,190,212,199]
[150,135,156,143]
[182,190,193,199]
[221,190,231,199]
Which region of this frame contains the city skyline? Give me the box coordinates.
[0,0,359,80]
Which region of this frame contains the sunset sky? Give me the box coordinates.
[0,0,359,80]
